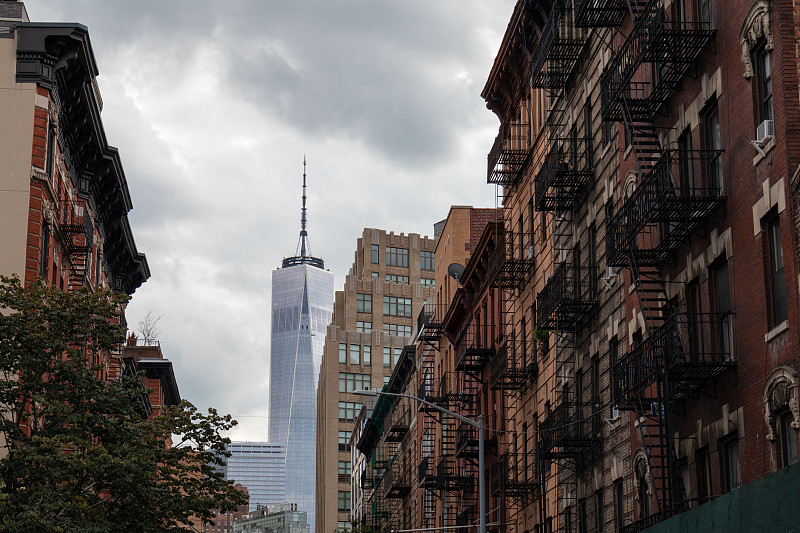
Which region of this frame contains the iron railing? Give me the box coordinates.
[534,136,594,211]
[487,123,532,187]
[536,262,598,331]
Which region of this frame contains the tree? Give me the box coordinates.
[0,275,247,532]
[137,309,163,345]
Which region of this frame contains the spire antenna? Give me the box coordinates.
[283,157,325,269]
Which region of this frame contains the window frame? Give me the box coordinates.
[371,244,379,264]
[420,250,435,271]
[356,293,372,314]
[386,247,409,267]
[765,210,788,327]
[752,39,773,125]
[701,97,723,191]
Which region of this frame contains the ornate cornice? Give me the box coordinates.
[739,0,773,78]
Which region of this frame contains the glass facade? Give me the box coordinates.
[269,263,334,532]
[224,442,286,511]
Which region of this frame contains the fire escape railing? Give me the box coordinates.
[607,150,726,267]
[487,123,532,187]
[534,136,594,211]
[383,460,411,499]
[600,0,716,121]
[536,262,598,331]
[538,401,601,460]
[574,0,628,28]
[489,335,537,391]
[489,452,538,499]
[417,303,447,341]
[454,322,497,373]
[532,0,587,90]
[612,311,737,410]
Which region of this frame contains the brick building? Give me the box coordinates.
[350,0,800,532]
[315,228,437,533]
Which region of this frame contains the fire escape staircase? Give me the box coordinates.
[531,0,588,93]
[59,199,93,290]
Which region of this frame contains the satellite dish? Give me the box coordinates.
[447,263,465,283]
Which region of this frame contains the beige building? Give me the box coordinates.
[315,228,436,533]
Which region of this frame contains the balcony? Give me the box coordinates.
[59,199,92,254]
[417,303,446,342]
[606,150,726,267]
[489,339,537,392]
[418,455,436,489]
[455,418,498,459]
[612,312,737,410]
[439,371,478,409]
[384,462,411,499]
[538,401,601,460]
[600,0,715,121]
[436,456,473,491]
[534,137,594,211]
[385,404,410,443]
[574,0,629,28]
[487,123,531,187]
[489,452,538,498]
[532,0,587,90]
[417,371,441,412]
[536,263,597,331]
[454,323,496,373]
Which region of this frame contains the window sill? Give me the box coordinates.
[765,320,789,343]
[753,137,776,166]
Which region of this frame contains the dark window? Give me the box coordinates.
[39,223,49,278]
[765,212,788,326]
[722,437,741,493]
[711,259,733,359]
[338,430,351,452]
[386,247,409,267]
[778,410,798,467]
[356,293,372,314]
[678,129,694,195]
[371,244,379,264]
[702,97,723,191]
[697,447,712,501]
[687,279,702,360]
[578,498,587,533]
[383,296,411,317]
[614,479,624,532]
[564,506,573,533]
[596,490,604,533]
[696,0,712,24]
[46,127,56,176]
[420,250,435,271]
[752,41,773,124]
[635,460,650,519]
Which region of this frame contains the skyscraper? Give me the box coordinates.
[269,160,334,533]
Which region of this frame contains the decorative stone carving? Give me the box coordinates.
[47,102,60,135]
[739,1,773,78]
[762,365,798,440]
[632,449,653,499]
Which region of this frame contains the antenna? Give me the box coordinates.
[299,156,308,258]
[282,157,325,269]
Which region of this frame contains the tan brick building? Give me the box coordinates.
[315,228,436,533]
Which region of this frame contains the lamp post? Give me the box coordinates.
[353,389,486,533]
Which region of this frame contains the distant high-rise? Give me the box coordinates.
[269,160,334,533]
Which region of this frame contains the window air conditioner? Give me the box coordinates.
[756,119,774,144]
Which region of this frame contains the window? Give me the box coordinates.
[421,250,435,271]
[339,402,359,422]
[386,273,409,284]
[614,479,624,532]
[349,344,359,365]
[337,490,351,512]
[338,430,352,452]
[383,375,390,386]
[678,128,694,194]
[711,259,732,359]
[39,224,49,278]
[384,323,412,337]
[386,247,409,267]
[578,498,587,533]
[383,296,412,317]
[356,321,372,333]
[339,343,347,364]
[765,212,788,326]
[394,347,402,366]
[702,97,722,190]
[635,459,650,519]
[421,278,435,287]
[371,272,379,278]
[383,347,391,367]
[338,522,352,532]
[338,460,351,482]
[595,490,604,533]
[777,410,798,467]
[371,244,379,264]
[722,437,741,493]
[46,126,56,176]
[564,506,573,533]
[696,0,712,24]
[697,447,712,501]
[752,41,773,124]
[356,293,372,314]
[363,345,371,365]
[338,372,370,393]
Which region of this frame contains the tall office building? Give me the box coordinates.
[269,160,334,533]
[315,228,437,533]
[222,442,286,512]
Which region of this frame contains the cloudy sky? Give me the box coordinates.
[23,0,515,441]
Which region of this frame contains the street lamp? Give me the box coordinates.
[353,389,486,533]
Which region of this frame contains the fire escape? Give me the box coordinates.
[591,0,726,529]
[59,198,93,291]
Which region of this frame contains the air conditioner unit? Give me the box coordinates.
[527,246,534,260]
[756,119,774,144]
[604,266,618,279]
